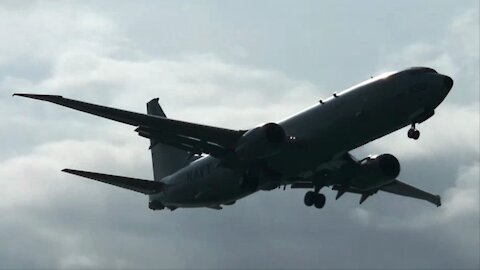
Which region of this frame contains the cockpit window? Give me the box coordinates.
[406,67,437,76]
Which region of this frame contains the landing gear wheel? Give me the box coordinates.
[314,193,326,209]
[408,126,420,140]
[412,129,420,140]
[304,191,315,207]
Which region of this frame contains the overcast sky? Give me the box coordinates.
[0,1,479,269]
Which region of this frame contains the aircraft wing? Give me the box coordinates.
[13,94,245,157]
[379,179,441,207]
[291,153,441,206]
[62,169,165,194]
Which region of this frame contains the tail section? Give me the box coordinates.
[147,98,190,181]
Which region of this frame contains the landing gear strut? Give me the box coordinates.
[304,191,326,209]
[407,123,420,140]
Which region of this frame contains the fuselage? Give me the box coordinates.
[150,67,453,209]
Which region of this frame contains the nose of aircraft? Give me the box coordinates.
[443,75,454,91]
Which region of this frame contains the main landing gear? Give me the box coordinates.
[407,123,420,140]
[304,188,326,209]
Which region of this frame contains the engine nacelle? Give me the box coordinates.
[235,123,286,160]
[354,153,401,190]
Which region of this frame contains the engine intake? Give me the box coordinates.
[235,123,286,160]
[264,122,285,143]
[354,153,401,191]
[376,153,401,178]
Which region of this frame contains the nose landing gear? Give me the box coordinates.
[407,124,420,140]
[304,190,326,209]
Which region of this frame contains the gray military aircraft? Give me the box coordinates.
[14,67,453,211]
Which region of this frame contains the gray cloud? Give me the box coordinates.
[0,2,478,269]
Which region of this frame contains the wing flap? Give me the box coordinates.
[14,94,244,155]
[62,168,164,194]
[135,126,226,156]
[379,179,441,207]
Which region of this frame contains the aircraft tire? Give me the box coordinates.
[407,128,415,138]
[408,128,420,140]
[304,191,315,207]
[314,193,326,209]
[412,130,420,140]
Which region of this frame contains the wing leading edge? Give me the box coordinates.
[13,94,245,157]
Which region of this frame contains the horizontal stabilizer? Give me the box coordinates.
[62,169,165,195]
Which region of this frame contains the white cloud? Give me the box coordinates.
[382,8,479,72]
[0,139,148,209]
[36,52,320,127]
[0,4,121,68]
[442,164,480,220]
[448,9,480,60]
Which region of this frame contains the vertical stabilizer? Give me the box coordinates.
[147,98,189,181]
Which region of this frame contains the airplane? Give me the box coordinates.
[14,66,453,211]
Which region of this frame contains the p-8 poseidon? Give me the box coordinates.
[14,67,453,210]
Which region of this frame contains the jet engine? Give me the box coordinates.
[353,154,401,190]
[235,123,286,160]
